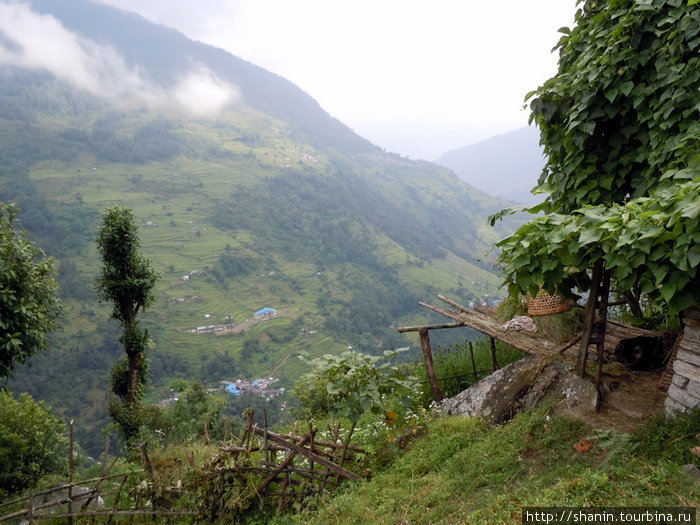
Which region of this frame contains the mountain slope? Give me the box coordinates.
[436,126,545,204]
[1,0,516,453]
[28,0,374,154]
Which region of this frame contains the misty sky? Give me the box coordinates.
[95,0,578,159]
[3,0,579,159]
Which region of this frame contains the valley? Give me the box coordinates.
[2,72,514,452]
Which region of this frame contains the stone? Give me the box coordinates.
[682,464,700,482]
[673,359,699,381]
[440,355,598,424]
[672,373,700,400]
[671,374,690,390]
[440,355,543,424]
[684,306,700,321]
[676,349,700,368]
[686,380,700,399]
[681,327,700,345]
[551,369,599,417]
[665,396,688,415]
[667,383,700,410]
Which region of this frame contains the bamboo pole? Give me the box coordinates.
[397,322,465,332]
[437,294,472,313]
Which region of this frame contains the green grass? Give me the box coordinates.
[271,408,700,525]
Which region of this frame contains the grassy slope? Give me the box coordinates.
[277,409,700,525]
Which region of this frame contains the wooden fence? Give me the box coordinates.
[0,412,366,523]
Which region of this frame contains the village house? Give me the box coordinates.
[254,307,277,319]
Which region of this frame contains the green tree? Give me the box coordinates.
[0,202,61,380]
[492,0,699,316]
[95,206,158,446]
[167,381,226,443]
[0,391,68,498]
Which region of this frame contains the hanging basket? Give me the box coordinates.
[527,290,573,316]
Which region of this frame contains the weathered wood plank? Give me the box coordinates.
[250,427,362,481]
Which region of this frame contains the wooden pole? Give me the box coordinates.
[469,342,478,382]
[397,322,465,332]
[595,269,612,385]
[489,338,499,372]
[251,426,362,481]
[419,328,443,402]
[577,258,605,377]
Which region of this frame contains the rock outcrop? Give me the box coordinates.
[440,355,599,424]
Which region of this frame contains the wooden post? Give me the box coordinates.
[577,258,605,377]
[469,341,478,382]
[419,328,443,402]
[595,269,612,385]
[489,338,499,371]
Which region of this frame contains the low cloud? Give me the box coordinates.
[0,2,239,113]
[173,69,240,115]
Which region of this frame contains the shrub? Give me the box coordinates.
[0,391,68,498]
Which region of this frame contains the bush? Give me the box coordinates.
[0,391,68,498]
[293,348,416,422]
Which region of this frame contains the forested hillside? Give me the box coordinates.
[0,0,516,454]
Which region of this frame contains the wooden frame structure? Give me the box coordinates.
[399,292,667,401]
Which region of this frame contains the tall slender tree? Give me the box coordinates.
[95,206,158,445]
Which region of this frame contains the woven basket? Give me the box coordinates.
[527,290,573,316]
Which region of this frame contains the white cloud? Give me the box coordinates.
[173,69,241,115]
[0,2,150,98]
[97,0,578,157]
[0,2,239,115]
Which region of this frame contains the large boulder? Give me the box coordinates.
[440,355,598,424]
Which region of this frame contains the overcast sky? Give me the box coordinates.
[97,2,578,159]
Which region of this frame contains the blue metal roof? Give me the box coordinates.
[225,384,241,395]
[255,307,276,315]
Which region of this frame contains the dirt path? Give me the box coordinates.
[577,368,667,433]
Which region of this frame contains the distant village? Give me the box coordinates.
[220,376,285,400]
[187,306,278,334]
[157,376,285,407]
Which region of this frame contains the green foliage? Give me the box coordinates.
[0,202,62,380]
[165,381,228,443]
[95,206,159,447]
[0,391,68,498]
[294,348,416,422]
[496,174,700,312]
[494,0,700,313]
[95,206,158,326]
[631,408,700,464]
[528,0,699,213]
